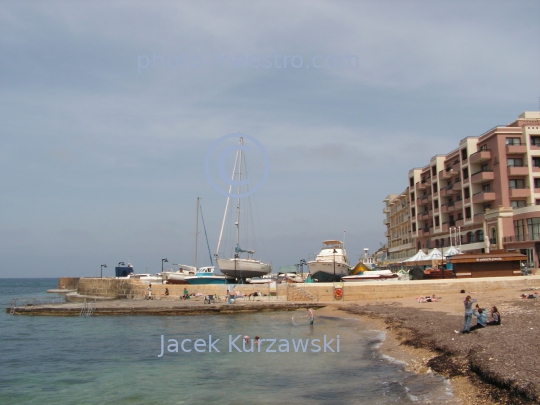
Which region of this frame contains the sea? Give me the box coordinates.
[0,279,459,405]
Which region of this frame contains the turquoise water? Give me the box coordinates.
[0,279,458,404]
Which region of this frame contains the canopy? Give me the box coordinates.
[425,248,443,260]
[403,250,428,263]
[443,246,461,257]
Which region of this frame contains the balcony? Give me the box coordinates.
[473,212,484,223]
[471,170,494,183]
[470,149,492,164]
[509,187,530,198]
[455,218,464,227]
[455,199,463,210]
[441,222,449,232]
[439,170,451,180]
[507,165,529,176]
[439,187,449,197]
[416,181,428,190]
[383,218,390,225]
[440,202,455,213]
[452,181,462,191]
[506,144,527,154]
[472,191,496,204]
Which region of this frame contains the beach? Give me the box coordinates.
[318,286,540,404]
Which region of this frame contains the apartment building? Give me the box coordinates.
[383,111,540,267]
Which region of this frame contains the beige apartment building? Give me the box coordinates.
[384,111,540,267]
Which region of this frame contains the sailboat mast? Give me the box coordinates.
[235,138,244,248]
[194,197,199,269]
[216,139,242,256]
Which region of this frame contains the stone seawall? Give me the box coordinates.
[77,278,288,299]
[292,276,540,302]
[58,277,80,290]
[75,276,540,301]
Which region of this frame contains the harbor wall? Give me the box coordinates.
[58,277,80,290]
[76,278,288,300]
[76,276,540,301]
[288,276,540,302]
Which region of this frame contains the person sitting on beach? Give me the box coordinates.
[469,305,488,331]
[487,306,501,326]
[182,288,189,300]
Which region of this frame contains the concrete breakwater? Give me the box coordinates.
[64,275,540,302]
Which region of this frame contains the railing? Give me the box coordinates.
[9,297,64,315]
[504,234,540,243]
[80,298,97,317]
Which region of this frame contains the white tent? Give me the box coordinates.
[443,246,460,257]
[425,248,443,261]
[403,250,428,263]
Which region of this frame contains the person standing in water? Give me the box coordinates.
[304,308,314,327]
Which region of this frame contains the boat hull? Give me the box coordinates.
[342,273,398,282]
[216,258,272,279]
[185,277,228,285]
[308,261,350,282]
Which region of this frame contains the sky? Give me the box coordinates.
[1,1,539,278]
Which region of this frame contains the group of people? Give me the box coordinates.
[458,295,500,334]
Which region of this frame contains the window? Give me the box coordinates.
[533,157,540,167]
[435,216,440,226]
[531,136,540,146]
[511,200,526,208]
[484,204,491,211]
[507,158,523,167]
[461,149,467,160]
[476,230,484,242]
[527,218,540,240]
[480,144,488,151]
[481,164,489,172]
[412,223,416,232]
[506,137,521,145]
[465,207,471,219]
[411,192,415,200]
[410,177,414,187]
[433,182,438,193]
[515,220,526,241]
[431,166,436,176]
[483,183,491,192]
[411,208,416,217]
[457,213,463,220]
[535,178,540,189]
[509,179,525,189]
[467,232,475,243]
[464,187,470,199]
[434,200,439,209]
[462,168,469,179]
[537,199,540,206]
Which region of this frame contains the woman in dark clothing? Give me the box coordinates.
[487,306,501,326]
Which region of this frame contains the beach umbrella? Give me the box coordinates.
[403,250,428,263]
[425,248,443,260]
[443,246,460,257]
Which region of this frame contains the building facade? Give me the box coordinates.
[383,111,540,267]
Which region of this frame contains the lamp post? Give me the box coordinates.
[162,258,168,273]
[100,264,107,279]
[299,259,307,278]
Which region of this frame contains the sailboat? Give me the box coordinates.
[168,198,227,285]
[214,137,272,280]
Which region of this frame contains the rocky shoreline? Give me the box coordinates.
[340,297,540,405]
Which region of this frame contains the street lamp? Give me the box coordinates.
[299,259,307,278]
[100,264,107,279]
[162,258,168,273]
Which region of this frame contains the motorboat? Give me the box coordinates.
[247,274,277,284]
[125,273,164,284]
[342,269,398,282]
[164,265,197,285]
[307,240,349,282]
[184,266,228,285]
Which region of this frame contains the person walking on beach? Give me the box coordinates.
[147,283,152,300]
[458,295,476,333]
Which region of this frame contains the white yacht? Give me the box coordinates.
[307,240,350,282]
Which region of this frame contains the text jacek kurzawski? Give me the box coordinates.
[157,335,340,357]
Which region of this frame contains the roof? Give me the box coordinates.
[323,240,343,245]
[448,252,527,263]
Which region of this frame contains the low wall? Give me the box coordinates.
[289,276,540,302]
[76,276,540,302]
[58,278,80,290]
[77,278,288,300]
